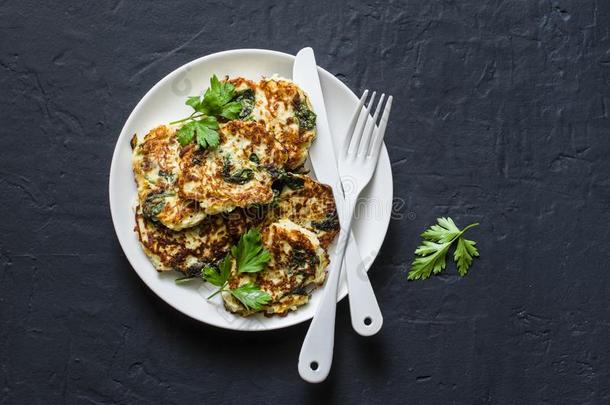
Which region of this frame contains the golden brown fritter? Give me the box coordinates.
[132,125,207,231]
[135,204,263,274]
[228,76,317,170]
[254,78,317,170]
[265,174,340,249]
[132,76,341,318]
[178,120,287,214]
[222,219,328,316]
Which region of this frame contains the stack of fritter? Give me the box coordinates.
[132,76,339,316]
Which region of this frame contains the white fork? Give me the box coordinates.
[298,90,393,383]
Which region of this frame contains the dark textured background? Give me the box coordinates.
[2,0,610,403]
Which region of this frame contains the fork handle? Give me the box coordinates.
[298,203,354,383]
[344,232,383,336]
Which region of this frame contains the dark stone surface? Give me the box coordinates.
[2,0,610,403]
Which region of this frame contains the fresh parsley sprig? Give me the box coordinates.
[171,75,243,148]
[203,228,272,311]
[176,116,220,148]
[230,228,271,273]
[408,217,479,280]
[229,283,272,311]
[185,75,242,120]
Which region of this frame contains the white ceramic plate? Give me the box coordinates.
[109,49,393,331]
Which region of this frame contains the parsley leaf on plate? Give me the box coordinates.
[220,101,243,120]
[172,74,248,148]
[195,124,220,148]
[408,217,479,280]
[186,95,203,111]
[230,283,271,311]
[203,74,236,112]
[186,75,239,117]
[231,228,271,274]
[202,254,232,287]
[176,116,219,148]
[194,228,271,310]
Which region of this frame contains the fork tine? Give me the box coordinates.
[368,95,393,159]
[349,91,376,155]
[358,93,386,156]
[342,90,368,157]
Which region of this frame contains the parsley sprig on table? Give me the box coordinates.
[408,217,480,280]
[171,75,243,148]
[202,229,271,311]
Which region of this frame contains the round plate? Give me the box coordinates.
[109,49,393,331]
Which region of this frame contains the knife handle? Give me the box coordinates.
[298,203,354,383]
[345,232,383,336]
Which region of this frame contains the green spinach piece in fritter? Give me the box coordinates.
[265,166,305,190]
[142,191,168,221]
[158,170,175,183]
[294,99,316,131]
[311,211,340,231]
[289,248,318,274]
[222,156,254,185]
[235,88,256,120]
[282,172,305,189]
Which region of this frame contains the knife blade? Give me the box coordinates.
[293,48,383,335]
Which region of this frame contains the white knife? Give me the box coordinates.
[293,47,383,383]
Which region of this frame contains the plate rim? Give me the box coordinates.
[109,48,393,331]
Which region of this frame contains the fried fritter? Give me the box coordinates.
[135,204,263,274]
[228,76,317,170]
[222,219,328,316]
[132,125,207,230]
[178,120,287,214]
[266,173,340,249]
